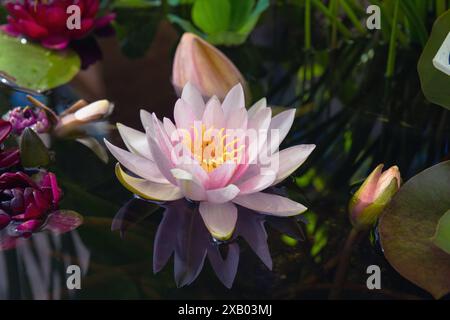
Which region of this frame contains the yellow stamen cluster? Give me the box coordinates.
[182,124,244,172]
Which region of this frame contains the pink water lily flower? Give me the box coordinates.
[105,83,315,240]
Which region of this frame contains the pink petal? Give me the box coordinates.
[199,202,237,240]
[41,35,70,50]
[105,139,168,184]
[206,184,240,204]
[171,168,206,201]
[18,19,48,39]
[222,83,245,118]
[247,98,267,119]
[117,123,153,160]
[267,109,296,154]
[202,96,225,129]
[208,162,237,189]
[174,98,196,131]
[271,144,316,186]
[146,133,178,185]
[181,82,205,119]
[233,192,307,216]
[236,170,276,194]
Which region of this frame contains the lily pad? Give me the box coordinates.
[0,32,80,92]
[433,210,450,255]
[379,161,450,299]
[418,10,450,109]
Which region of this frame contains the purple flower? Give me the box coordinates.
[5,106,50,135]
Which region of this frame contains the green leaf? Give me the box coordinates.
[20,128,51,168]
[418,10,450,110]
[167,14,203,35]
[192,0,231,34]
[379,161,450,299]
[0,33,80,92]
[433,210,450,255]
[229,0,255,31]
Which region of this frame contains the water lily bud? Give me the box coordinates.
[56,100,114,136]
[349,164,401,230]
[172,33,249,101]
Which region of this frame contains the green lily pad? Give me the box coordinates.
[418,10,450,110]
[433,210,450,255]
[0,32,80,92]
[379,161,450,299]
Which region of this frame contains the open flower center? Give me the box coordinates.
[182,124,244,173]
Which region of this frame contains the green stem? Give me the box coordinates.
[340,0,367,34]
[330,0,339,49]
[305,0,312,50]
[329,227,361,299]
[161,0,169,16]
[311,0,352,39]
[386,0,400,78]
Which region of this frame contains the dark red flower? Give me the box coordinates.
[1,0,115,50]
[0,120,20,169]
[0,171,62,234]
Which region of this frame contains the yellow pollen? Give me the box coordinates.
[185,124,243,172]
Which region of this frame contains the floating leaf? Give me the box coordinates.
[379,161,450,299]
[418,10,450,109]
[0,33,80,92]
[433,210,450,255]
[20,127,50,168]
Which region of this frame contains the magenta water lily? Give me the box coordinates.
[106,83,315,240]
[1,0,115,50]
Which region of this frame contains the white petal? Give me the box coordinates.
[268,109,296,154]
[233,192,307,216]
[199,202,238,240]
[104,139,168,183]
[181,82,206,119]
[222,83,245,117]
[206,184,240,203]
[117,123,153,160]
[115,164,182,201]
[271,144,316,185]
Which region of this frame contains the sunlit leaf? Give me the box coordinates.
[0,33,80,92]
[379,161,450,299]
[192,0,231,34]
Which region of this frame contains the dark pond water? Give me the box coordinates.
[0,10,449,300]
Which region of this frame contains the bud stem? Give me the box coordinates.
[329,227,364,299]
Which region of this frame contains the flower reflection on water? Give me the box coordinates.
[112,195,305,288]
